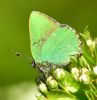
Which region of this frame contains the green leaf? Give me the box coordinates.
[82,26,91,40]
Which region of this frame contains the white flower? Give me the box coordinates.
[93,66,97,75]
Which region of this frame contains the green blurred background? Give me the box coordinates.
[0,0,97,100]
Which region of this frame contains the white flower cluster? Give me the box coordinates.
[71,67,90,84]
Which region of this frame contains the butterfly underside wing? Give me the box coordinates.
[29,11,81,65]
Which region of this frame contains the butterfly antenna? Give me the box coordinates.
[12,49,33,61]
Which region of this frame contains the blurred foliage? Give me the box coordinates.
[0,0,97,100]
[0,82,40,100]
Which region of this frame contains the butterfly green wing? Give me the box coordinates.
[41,26,81,64]
[29,11,60,62]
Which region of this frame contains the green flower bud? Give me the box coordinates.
[38,82,48,94]
[53,68,65,80]
[46,76,58,89]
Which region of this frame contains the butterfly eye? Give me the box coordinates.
[31,61,36,68]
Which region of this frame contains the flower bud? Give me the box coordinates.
[86,39,95,51]
[80,68,89,74]
[86,39,93,46]
[38,82,48,94]
[71,67,80,80]
[93,66,97,75]
[79,74,90,84]
[46,76,58,89]
[53,68,65,80]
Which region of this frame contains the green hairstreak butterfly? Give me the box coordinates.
[29,11,81,65]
